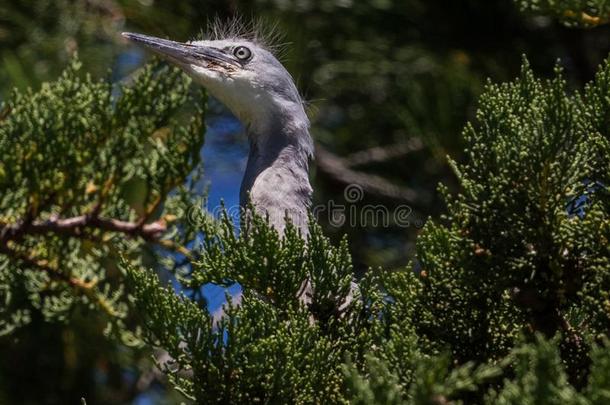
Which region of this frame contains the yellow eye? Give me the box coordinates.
[233,46,252,60]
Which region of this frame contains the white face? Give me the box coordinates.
[122,33,304,134]
[186,40,273,132]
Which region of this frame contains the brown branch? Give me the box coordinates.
[1,214,166,244]
[0,209,195,277]
[343,138,424,167]
[0,194,195,320]
[315,143,430,206]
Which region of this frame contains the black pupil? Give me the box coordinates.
[235,47,249,59]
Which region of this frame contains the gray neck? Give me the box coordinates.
[240,105,313,234]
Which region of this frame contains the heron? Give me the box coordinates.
[122,23,320,310]
[122,27,313,236]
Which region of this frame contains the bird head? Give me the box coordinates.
[122,32,306,134]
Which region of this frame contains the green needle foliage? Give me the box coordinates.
[344,58,610,403]
[410,57,610,368]
[126,56,609,404]
[1,2,609,402]
[0,57,206,339]
[125,214,380,403]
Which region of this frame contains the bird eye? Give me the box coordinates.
[233,46,252,61]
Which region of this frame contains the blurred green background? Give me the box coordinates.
[0,0,609,403]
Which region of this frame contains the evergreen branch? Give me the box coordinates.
[0,212,196,272]
[0,243,85,288]
[0,213,167,244]
[0,243,122,318]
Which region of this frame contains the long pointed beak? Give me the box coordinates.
[121,32,240,69]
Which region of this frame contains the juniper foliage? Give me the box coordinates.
[0,58,206,339]
[411,57,609,365]
[0,5,609,403]
[344,58,610,403]
[125,214,382,403]
[125,56,610,403]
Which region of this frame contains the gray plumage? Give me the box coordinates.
[122,29,313,235]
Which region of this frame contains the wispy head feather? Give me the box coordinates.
[197,16,288,57]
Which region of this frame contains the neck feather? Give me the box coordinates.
[240,105,313,234]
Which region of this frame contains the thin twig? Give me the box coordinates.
[0,243,81,287]
[343,138,424,167]
[315,143,430,206]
